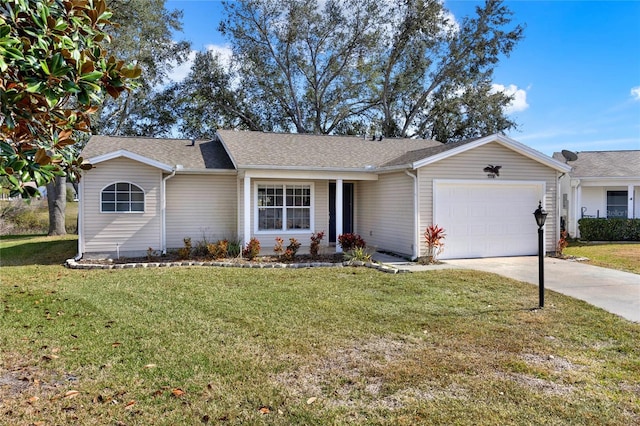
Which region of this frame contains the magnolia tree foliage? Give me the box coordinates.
[0,0,140,196]
[173,0,523,142]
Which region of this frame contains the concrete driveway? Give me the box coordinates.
[441,257,639,323]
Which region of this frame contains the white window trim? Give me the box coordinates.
[100,181,146,214]
[253,181,314,234]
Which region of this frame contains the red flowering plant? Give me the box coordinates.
[337,233,366,252]
[309,231,325,259]
[242,237,261,260]
[423,225,446,263]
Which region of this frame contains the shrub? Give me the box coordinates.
[242,237,261,260]
[227,239,242,257]
[177,238,192,260]
[343,246,372,263]
[283,238,301,261]
[192,238,210,257]
[338,233,366,252]
[310,231,325,259]
[578,218,640,241]
[423,224,446,263]
[274,237,284,257]
[556,230,569,256]
[207,239,229,259]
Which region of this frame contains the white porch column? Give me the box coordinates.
[243,176,251,248]
[575,183,582,237]
[628,185,634,219]
[335,179,343,253]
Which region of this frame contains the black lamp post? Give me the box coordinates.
[533,201,548,308]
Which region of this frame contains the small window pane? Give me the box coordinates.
[102,203,115,212]
[116,182,129,191]
[116,193,130,202]
[131,202,144,212]
[102,192,115,201]
[287,208,310,230]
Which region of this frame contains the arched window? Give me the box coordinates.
[101,182,145,213]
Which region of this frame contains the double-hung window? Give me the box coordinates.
[606,190,627,218]
[101,182,145,213]
[257,183,312,231]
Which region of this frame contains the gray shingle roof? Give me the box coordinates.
[215,130,441,170]
[552,150,640,177]
[381,138,479,167]
[81,135,235,169]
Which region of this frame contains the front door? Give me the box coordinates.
[329,182,354,243]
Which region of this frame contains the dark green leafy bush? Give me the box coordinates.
[578,218,640,241]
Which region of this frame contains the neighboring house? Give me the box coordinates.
[77,131,571,260]
[553,150,640,238]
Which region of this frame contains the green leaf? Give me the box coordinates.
[62,80,81,94]
[26,80,44,93]
[0,24,10,38]
[2,46,24,60]
[79,70,104,81]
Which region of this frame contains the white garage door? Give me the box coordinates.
[434,181,543,259]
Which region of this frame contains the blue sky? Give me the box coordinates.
[165,0,640,156]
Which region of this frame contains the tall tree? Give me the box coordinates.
[210,0,523,142]
[166,50,266,138]
[0,0,140,201]
[92,0,191,136]
[376,0,523,140]
[219,0,381,134]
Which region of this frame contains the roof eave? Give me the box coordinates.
[411,134,572,172]
[88,150,174,172]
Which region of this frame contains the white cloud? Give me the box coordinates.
[492,83,529,114]
[165,44,234,84]
[631,86,640,101]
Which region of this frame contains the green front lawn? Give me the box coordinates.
[1,236,639,424]
[564,242,640,274]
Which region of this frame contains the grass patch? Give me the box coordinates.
[564,242,640,274]
[1,236,639,424]
[0,234,77,266]
[0,200,78,235]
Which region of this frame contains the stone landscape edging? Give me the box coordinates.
[64,258,405,274]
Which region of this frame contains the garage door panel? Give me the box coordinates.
[434,181,541,259]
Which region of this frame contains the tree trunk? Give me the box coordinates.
[47,175,67,236]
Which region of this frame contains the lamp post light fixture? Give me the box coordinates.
[533,201,548,308]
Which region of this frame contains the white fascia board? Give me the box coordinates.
[412,134,572,173]
[577,177,640,186]
[89,150,174,172]
[174,168,237,175]
[242,168,378,181]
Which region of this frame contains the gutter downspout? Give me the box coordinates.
[74,179,84,261]
[405,170,419,260]
[161,170,176,254]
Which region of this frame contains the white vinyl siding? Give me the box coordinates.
[165,174,237,248]
[82,157,161,256]
[356,172,415,256]
[417,142,559,256]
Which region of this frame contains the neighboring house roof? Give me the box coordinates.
[215,130,440,170]
[552,150,640,178]
[82,135,235,170]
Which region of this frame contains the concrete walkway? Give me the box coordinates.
[373,253,640,323]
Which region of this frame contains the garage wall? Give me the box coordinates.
[357,172,415,256]
[81,157,162,257]
[417,142,559,256]
[165,173,237,248]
